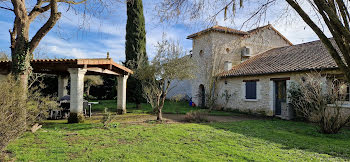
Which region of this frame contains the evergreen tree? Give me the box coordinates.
[125,0,148,107]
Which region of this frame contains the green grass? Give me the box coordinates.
[90,100,240,116]
[6,118,350,161]
[91,100,199,114]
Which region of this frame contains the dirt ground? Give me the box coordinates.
[93,113,259,124]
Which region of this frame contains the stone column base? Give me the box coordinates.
[68,113,85,123]
[117,109,126,115]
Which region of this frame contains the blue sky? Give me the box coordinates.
[0,1,330,64]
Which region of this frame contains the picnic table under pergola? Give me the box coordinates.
[0,58,133,118]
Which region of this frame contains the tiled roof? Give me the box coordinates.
[0,58,133,74]
[219,40,338,77]
[187,24,293,45]
[187,25,249,39]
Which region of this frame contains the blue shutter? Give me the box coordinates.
[245,81,257,99]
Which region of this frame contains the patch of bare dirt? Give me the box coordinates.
[110,113,256,124]
[163,114,256,123]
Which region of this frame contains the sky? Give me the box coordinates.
[0,0,331,64]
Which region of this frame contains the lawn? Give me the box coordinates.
[5,117,350,161]
[91,100,236,116]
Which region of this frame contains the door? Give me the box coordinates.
[199,84,205,108]
[275,80,287,115]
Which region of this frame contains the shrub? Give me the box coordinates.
[184,110,209,123]
[0,76,58,156]
[0,76,26,154]
[101,108,114,127]
[289,73,350,134]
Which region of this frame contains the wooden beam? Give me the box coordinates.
[85,67,120,75]
[270,77,290,81]
[243,79,259,82]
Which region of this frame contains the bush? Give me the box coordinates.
[184,110,209,123]
[101,108,113,127]
[289,73,350,134]
[0,76,58,156]
[0,76,26,154]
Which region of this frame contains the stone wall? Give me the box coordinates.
[166,80,192,100]
[0,74,7,81]
[215,70,349,117]
[215,73,302,116]
[191,27,291,106]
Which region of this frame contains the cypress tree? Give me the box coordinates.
[125,0,147,107]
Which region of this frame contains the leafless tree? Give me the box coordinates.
[0,0,115,89]
[289,73,350,134]
[0,52,9,61]
[133,36,195,121]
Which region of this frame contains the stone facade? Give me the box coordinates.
[0,74,7,81]
[190,26,291,107]
[166,80,192,100]
[215,73,298,116]
[215,70,350,117]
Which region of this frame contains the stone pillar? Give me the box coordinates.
[117,74,128,114]
[68,68,87,123]
[57,75,68,99]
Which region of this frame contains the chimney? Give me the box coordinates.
[224,61,232,71]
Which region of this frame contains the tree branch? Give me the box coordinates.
[9,17,18,51]
[42,0,87,4]
[29,0,61,54]
[318,0,350,43]
[286,0,350,80]
[313,1,350,67]
[0,6,14,11]
[28,0,51,22]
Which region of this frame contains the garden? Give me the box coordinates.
[3,100,350,161]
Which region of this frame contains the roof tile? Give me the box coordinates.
[219,40,338,77]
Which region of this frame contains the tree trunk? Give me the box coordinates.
[11,31,31,91]
[136,103,142,109]
[86,85,90,96]
[157,108,163,121]
[157,95,167,121]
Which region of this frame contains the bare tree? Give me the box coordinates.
[133,37,195,121]
[0,0,114,89]
[289,73,350,134]
[0,52,9,61]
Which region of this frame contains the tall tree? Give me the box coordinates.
[125,0,148,108]
[158,0,350,82]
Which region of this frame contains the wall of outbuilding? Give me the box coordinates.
[214,72,322,116]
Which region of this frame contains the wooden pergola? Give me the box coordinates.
[0,58,133,118]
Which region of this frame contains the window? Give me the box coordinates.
[333,79,350,101]
[199,50,204,56]
[245,81,257,99]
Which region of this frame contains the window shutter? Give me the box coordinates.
[245,81,257,99]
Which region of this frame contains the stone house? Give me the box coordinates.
[169,24,347,119]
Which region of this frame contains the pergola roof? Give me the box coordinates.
[0,58,133,76]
